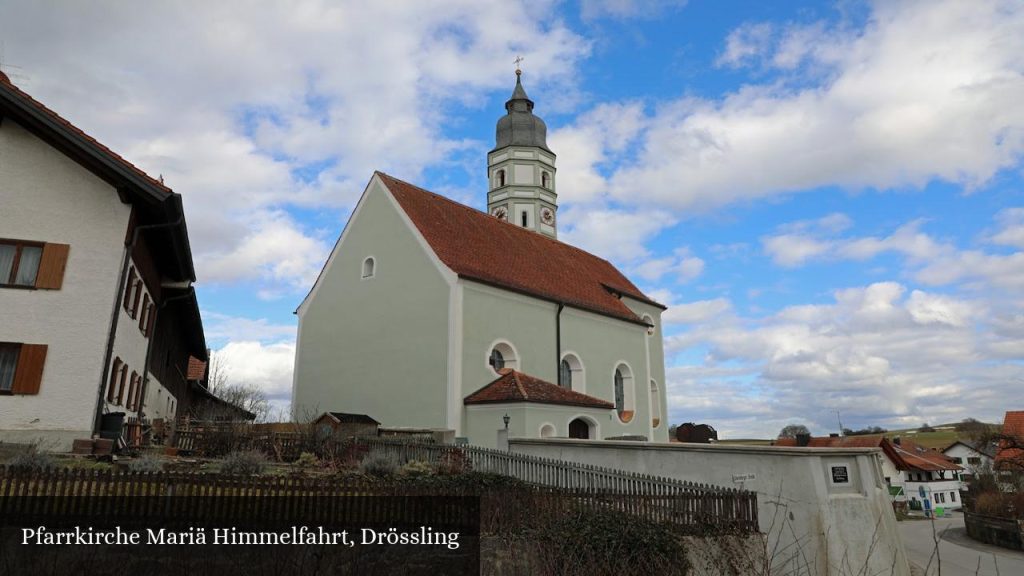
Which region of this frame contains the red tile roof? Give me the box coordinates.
[378,172,662,324]
[996,410,1024,468]
[775,435,961,471]
[0,73,172,196]
[464,369,614,409]
[186,356,207,381]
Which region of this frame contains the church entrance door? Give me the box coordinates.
[568,418,590,439]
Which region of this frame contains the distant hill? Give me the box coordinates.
[717,421,1000,450]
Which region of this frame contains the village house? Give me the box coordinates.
[292,71,669,447]
[776,434,964,511]
[0,71,229,449]
[995,410,1024,472]
[942,440,996,477]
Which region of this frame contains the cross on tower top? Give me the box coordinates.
[514,55,524,75]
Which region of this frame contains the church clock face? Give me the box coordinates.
[492,206,508,220]
[540,207,555,225]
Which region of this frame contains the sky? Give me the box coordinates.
[1,0,1022,438]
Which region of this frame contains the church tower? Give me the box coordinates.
[487,69,558,239]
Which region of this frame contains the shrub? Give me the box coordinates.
[5,448,58,473]
[436,448,472,475]
[295,452,320,469]
[127,455,165,473]
[400,460,434,477]
[529,508,688,575]
[220,450,268,476]
[359,452,399,477]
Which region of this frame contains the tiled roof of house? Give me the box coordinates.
[0,73,172,196]
[186,356,207,381]
[464,368,614,409]
[326,412,380,425]
[996,410,1024,467]
[378,172,663,324]
[775,435,961,471]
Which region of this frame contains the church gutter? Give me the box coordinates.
[555,303,564,382]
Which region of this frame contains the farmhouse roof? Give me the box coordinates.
[0,73,196,283]
[187,357,208,381]
[464,369,615,409]
[377,172,662,324]
[324,412,380,425]
[775,435,961,471]
[996,410,1024,467]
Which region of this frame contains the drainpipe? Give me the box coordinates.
[555,303,564,382]
[92,215,183,435]
[136,286,195,422]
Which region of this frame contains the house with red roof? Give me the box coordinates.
[292,72,669,447]
[995,410,1024,471]
[775,434,964,510]
[0,71,216,448]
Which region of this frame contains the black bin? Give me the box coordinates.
[100,412,126,440]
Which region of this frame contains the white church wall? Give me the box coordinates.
[510,438,911,576]
[621,296,669,442]
[292,179,451,428]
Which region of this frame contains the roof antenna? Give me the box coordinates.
[835,409,845,437]
[0,42,27,84]
[159,174,165,184]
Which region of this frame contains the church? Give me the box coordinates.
[292,71,669,447]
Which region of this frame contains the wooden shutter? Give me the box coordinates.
[145,305,157,337]
[140,294,150,331]
[107,358,122,402]
[34,244,69,290]
[123,268,136,311]
[11,344,47,395]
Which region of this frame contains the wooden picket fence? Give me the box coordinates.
[0,467,753,534]
[357,437,758,532]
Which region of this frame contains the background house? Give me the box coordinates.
[943,440,995,477]
[0,71,208,450]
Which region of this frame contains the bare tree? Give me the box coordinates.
[200,351,270,422]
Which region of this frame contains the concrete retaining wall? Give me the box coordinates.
[509,438,911,576]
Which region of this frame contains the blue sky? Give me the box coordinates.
[2,0,1022,437]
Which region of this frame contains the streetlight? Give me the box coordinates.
[503,413,510,430]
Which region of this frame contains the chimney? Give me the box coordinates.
[796,432,811,447]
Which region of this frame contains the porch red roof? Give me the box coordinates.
[464,369,614,409]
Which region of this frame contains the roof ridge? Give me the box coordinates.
[510,370,528,400]
[1,81,172,195]
[375,171,627,269]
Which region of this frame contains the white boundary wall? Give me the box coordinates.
[509,438,910,576]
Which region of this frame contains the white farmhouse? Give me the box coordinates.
[942,440,995,478]
[0,71,214,449]
[292,72,670,447]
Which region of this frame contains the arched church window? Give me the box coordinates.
[497,169,505,187]
[559,359,571,389]
[542,171,550,188]
[488,341,518,374]
[559,353,584,391]
[361,257,375,279]
[521,211,528,227]
[490,348,504,370]
[613,363,635,423]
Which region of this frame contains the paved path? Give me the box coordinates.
[898,513,1024,576]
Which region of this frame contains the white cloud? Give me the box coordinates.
[991,207,1024,248]
[665,281,1023,437]
[0,0,591,291]
[203,312,297,345]
[560,207,676,263]
[570,0,1024,212]
[663,297,731,325]
[716,22,774,68]
[762,234,832,267]
[214,340,296,408]
[632,247,704,283]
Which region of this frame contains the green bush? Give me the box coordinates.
[220,451,268,476]
[127,454,165,473]
[5,448,58,473]
[359,452,399,477]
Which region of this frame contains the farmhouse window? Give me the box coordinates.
[130,278,143,319]
[0,241,69,289]
[140,294,150,333]
[0,342,48,395]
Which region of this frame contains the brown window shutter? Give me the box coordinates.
[131,280,142,319]
[146,305,157,337]
[107,358,122,402]
[118,369,131,406]
[34,244,70,290]
[11,344,47,395]
[123,268,136,311]
[140,294,150,331]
